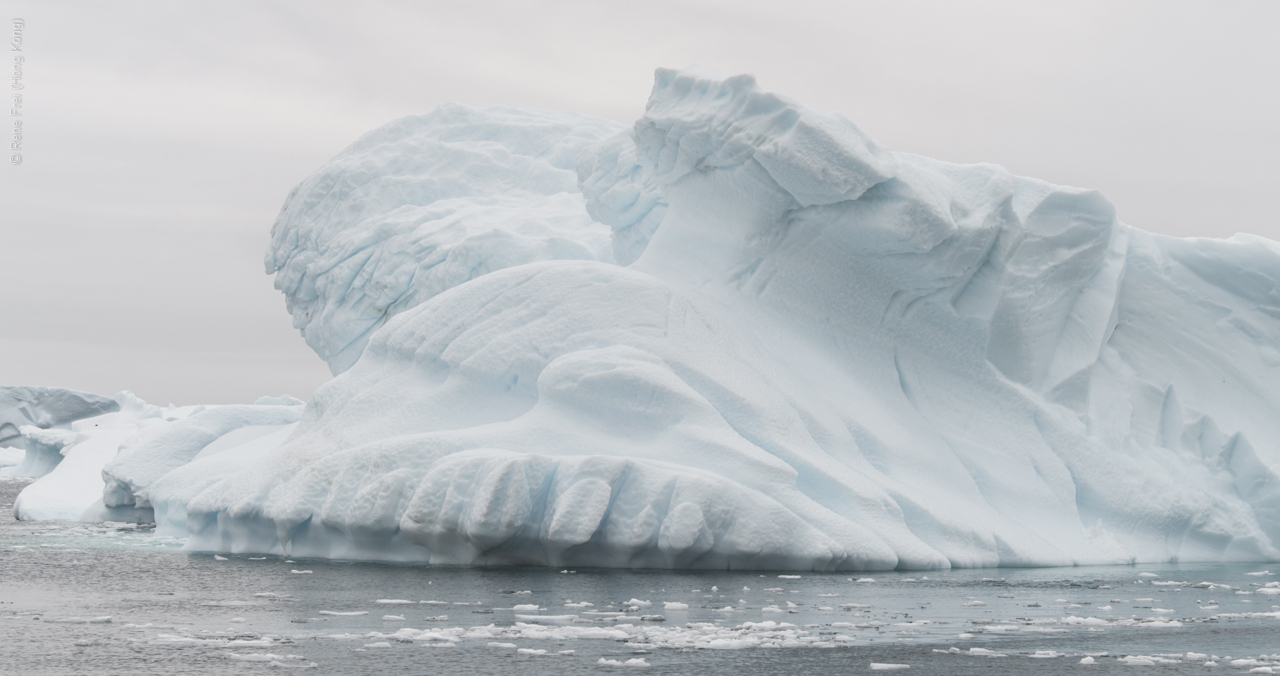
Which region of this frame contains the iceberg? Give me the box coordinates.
[23,68,1280,570]
[8,391,303,523]
[0,386,119,451]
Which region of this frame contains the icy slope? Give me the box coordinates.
[0,386,119,452]
[8,392,303,522]
[93,68,1280,569]
[264,105,622,374]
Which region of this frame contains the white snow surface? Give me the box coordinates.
[0,386,120,451]
[22,67,1280,570]
[9,392,304,523]
[264,103,622,374]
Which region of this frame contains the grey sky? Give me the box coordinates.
[2,0,1277,405]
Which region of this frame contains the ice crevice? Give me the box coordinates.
[12,66,1280,570]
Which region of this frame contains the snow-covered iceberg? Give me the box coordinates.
[7,390,303,523]
[0,386,119,450]
[33,68,1280,570]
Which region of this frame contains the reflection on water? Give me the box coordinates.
[4,479,1280,675]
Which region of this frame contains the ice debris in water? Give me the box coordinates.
[598,657,651,667]
[13,66,1280,573]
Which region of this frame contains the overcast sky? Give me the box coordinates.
[2,0,1277,405]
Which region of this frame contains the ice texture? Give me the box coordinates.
[11,392,173,521]
[0,386,119,450]
[264,104,622,374]
[21,68,1280,570]
[10,392,302,523]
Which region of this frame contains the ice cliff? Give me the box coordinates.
[22,68,1280,570]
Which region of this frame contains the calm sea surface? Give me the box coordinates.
[3,479,1279,675]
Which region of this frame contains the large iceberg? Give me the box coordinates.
[25,68,1280,570]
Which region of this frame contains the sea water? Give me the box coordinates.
[3,480,1278,675]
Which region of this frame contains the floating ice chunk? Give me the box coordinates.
[663,602,689,610]
[1138,573,1159,578]
[364,642,391,648]
[1079,656,1095,664]
[376,599,413,604]
[290,570,312,575]
[318,611,368,616]
[516,614,577,623]
[517,648,547,656]
[226,653,309,663]
[214,555,227,561]
[226,639,275,647]
[512,604,540,611]
[869,664,910,671]
[488,642,517,649]
[1245,571,1273,576]
[1062,616,1108,626]
[382,615,405,621]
